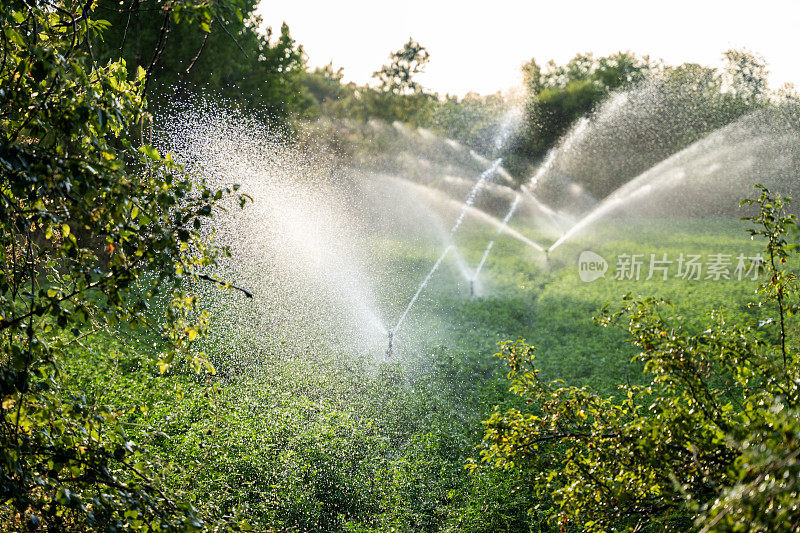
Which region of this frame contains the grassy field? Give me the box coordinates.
[63,214,771,531]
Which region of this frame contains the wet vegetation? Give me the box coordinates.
[55,216,776,532]
[3,0,800,531]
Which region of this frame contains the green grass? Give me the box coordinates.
[62,215,772,531]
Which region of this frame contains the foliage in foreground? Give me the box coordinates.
[475,186,800,532]
[0,0,249,530]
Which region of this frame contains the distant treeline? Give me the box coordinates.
[94,0,797,189]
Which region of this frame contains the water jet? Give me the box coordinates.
[470,194,523,293]
[450,158,502,234]
[393,245,454,336]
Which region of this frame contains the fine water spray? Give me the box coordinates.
[469,194,522,296]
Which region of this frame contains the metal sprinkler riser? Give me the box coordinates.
[385,330,393,358]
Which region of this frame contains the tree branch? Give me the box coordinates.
[182,30,209,78]
[197,274,253,298]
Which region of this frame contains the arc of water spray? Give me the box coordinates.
[393,245,454,335]
[450,158,502,234]
[519,149,573,230]
[469,152,567,242]
[391,176,546,253]
[546,119,759,252]
[549,181,659,251]
[470,195,521,297]
[472,242,495,286]
[389,157,541,352]
[547,132,710,252]
[388,159,503,350]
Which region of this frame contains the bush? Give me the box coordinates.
[475,186,800,532]
[0,1,248,529]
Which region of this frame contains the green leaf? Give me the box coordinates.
[4,27,26,48]
[141,144,162,161]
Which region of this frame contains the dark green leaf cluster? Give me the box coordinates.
[93,0,312,120]
[0,0,249,530]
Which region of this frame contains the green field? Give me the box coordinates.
[61,214,773,531]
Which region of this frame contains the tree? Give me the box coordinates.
[360,38,435,125]
[94,0,312,119]
[0,0,249,529]
[723,49,769,104]
[521,59,543,96]
[373,38,430,96]
[302,63,349,118]
[474,187,800,531]
[509,52,650,170]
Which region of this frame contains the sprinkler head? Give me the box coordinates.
[469,279,475,299]
[386,330,394,358]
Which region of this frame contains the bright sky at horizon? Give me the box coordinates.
[256,0,799,97]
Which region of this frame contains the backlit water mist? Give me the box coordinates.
[471,194,522,295]
[156,88,800,367]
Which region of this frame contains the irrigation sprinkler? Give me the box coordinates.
[386,330,394,358]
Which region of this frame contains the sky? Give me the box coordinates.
[256,0,799,97]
